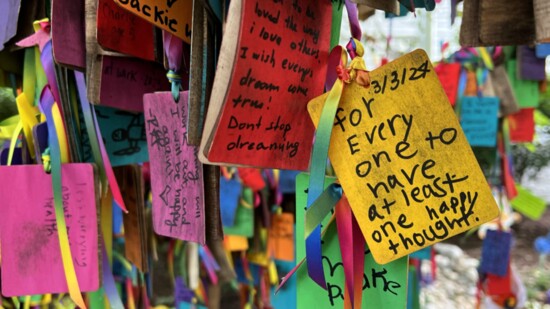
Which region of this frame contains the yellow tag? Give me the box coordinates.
[113,0,192,43]
[224,235,249,251]
[308,49,499,264]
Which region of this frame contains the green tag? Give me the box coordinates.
[506,60,540,108]
[511,185,547,220]
[223,187,254,237]
[296,173,409,308]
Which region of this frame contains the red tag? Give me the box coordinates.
[508,108,535,142]
[435,63,461,106]
[238,168,266,191]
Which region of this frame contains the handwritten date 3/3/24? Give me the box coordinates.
[370,60,431,95]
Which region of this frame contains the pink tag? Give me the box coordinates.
[144,91,205,244]
[0,164,99,296]
[100,56,169,112]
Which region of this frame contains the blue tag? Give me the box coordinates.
[91,105,149,166]
[272,260,297,309]
[220,176,242,227]
[536,44,550,58]
[279,170,300,194]
[460,96,499,147]
[175,276,195,305]
[410,247,431,260]
[480,230,512,276]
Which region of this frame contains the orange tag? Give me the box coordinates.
[113,0,192,43]
[269,213,294,261]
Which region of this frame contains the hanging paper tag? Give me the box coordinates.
[223,188,255,238]
[100,56,169,112]
[144,91,205,244]
[238,168,266,192]
[308,49,499,264]
[508,108,535,143]
[490,65,520,117]
[96,0,156,61]
[506,60,540,108]
[113,0,193,43]
[518,46,546,81]
[51,0,86,69]
[511,185,547,220]
[201,0,332,170]
[480,230,512,277]
[115,165,149,272]
[295,173,408,308]
[93,105,149,165]
[434,62,460,106]
[0,164,99,296]
[460,96,499,147]
[220,176,243,227]
[269,213,295,262]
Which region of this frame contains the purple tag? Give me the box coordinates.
[519,46,546,81]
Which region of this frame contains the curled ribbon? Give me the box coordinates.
[305,38,370,290]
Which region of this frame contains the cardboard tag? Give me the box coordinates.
[490,65,520,117]
[506,60,540,108]
[223,187,254,237]
[115,165,149,272]
[435,62,460,106]
[534,0,550,43]
[0,164,99,296]
[220,176,242,227]
[100,56,169,112]
[51,0,86,69]
[308,50,499,264]
[296,173,409,308]
[94,105,149,166]
[511,185,547,220]
[479,0,535,46]
[518,46,546,81]
[460,96,499,147]
[97,0,157,61]
[479,230,512,276]
[113,0,192,43]
[202,0,332,170]
[269,213,295,261]
[508,108,535,143]
[144,91,205,244]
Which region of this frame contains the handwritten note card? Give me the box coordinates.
[0,164,99,296]
[114,0,192,43]
[144,91,205,244]
[95,105,149,166]
[296,173,408,308]
[308,50,499,264]
[97,0,156,61]
[100,56,169,112]
[205,0,332,170]
[460,96,499,147]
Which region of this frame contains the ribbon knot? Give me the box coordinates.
[334,38,370,87]
[166,70,182,103]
